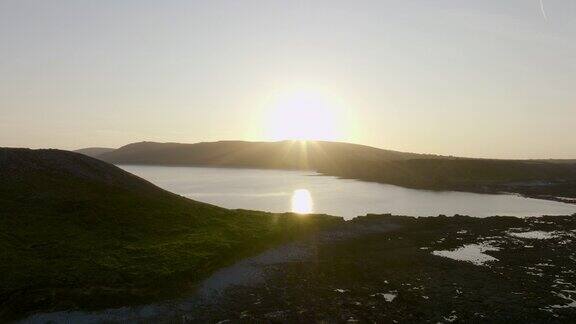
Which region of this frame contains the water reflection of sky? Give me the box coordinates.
[120,165,576,220]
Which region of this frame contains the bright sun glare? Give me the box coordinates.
[291,189,313,214]
[264,90,345,141]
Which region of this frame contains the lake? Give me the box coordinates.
[120,165,576,220]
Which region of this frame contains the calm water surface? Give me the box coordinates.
[120,165,576,220]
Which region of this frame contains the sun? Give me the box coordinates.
[263,89,345,141]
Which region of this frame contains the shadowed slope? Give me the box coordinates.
[0,148,341,320]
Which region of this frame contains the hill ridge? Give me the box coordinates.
[0,147,340,320]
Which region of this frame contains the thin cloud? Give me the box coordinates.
[539,0,548,20]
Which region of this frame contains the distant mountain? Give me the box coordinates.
[74,147,115,158]
[0,148,340,320]
[96,140,576,201]
[97,140,444,169]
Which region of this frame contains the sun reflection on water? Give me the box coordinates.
[291,189,313,214]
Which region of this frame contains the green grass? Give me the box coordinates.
[0,150,342,320]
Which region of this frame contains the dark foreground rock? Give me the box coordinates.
[193,214,576,323]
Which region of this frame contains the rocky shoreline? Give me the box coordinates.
[192,214,576,323]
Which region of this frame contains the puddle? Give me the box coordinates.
[507,231,558,240]
[371,293,397,302]
[432,243,499,266]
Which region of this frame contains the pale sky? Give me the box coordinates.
[1,0,575,158]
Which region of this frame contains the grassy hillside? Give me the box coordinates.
[0,148,342,320]
[318,157,576,190]
[96,140,576,200]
